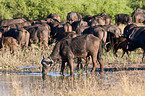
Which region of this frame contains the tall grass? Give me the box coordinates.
[0,44,143,72]
[0,0,144,21]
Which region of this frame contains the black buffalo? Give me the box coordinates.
[115,14,131,26]
[41,34,103,79]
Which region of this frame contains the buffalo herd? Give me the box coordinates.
[0,8,145,78]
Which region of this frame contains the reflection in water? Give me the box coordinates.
[0,71,145,95]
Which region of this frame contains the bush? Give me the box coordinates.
[0,0,144,22]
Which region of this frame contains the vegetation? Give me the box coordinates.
[0,0,145,96]
[0,0,145,22]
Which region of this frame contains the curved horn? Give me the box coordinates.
[43,56,45,59]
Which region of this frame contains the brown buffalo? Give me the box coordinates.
[25,24,51,48]
[67,12,82,24]
[0,36,19,53]
[134,13,145,23]
[71,20,89,35]
[8,21,31,29]
[2,28,30,49]
[100,12,112,25]
[93,15,105,25]
[112,36,128,57]
[41,34,103,79]
[0,18,27,26]
[132,8,145,23]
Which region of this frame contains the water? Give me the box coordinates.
[0,66,145,96]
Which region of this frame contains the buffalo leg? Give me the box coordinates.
[84,56,90,71]
[60,61,66,76]
[97,51,103,73]
[68,59,74,76]
[91,54,97,73]
[77,58,83,70]
[142,51,145,63]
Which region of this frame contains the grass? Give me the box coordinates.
[0,44,144,72]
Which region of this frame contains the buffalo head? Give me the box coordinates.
[41,56,55,80]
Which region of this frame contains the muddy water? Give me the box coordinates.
[0,66,144,96]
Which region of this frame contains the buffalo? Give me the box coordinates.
[41,34,103,79]
[126,29,145,62]
[100,12,112,25]
[110,24,145,58]
[133,13,145,23]
[48,14,61,22]
[0,36,19,53]
[132,8,145,23]
[71,20,89,35]
[2,28,30,49]
[25,24,51,48]
[106,36,129,57]
[115,14,131,26]
[8,21,31,29]
[0,18,27,26]
[67,12,82,24]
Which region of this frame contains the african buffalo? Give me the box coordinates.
[0,18,27,26]
[41,34,103,79]
[0,36,19,53]
[110,36,129,57]
[47,18,60,37]
[48,14,61,22]
[8,21,31,29]
[100,12,112,25]
[71,20,89,35]
[133,13,145,23]
[123,24,137,37]
[67,12,82,24]
[83,25,120,45]
[101,25,121,37]
[25,24,51,48]
[2,28,30,49]
[83,15,94,22]
[126,28,145,62]
[93,15,105,25]
[132,8,145,23]
[115,14,131,26]
[15,28,30,49]
[114,24,145,60]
